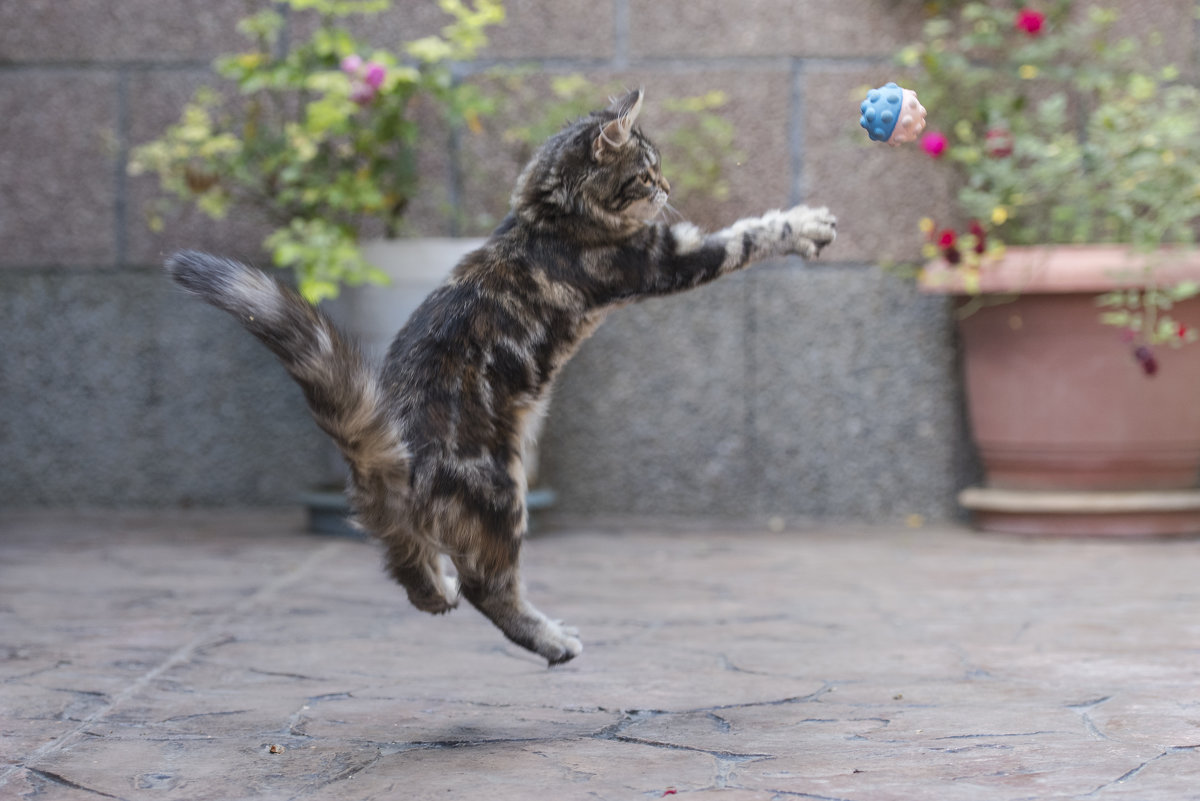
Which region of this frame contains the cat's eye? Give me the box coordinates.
[639,171,654,185]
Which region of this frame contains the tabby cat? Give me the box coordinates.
[167,88,836,665]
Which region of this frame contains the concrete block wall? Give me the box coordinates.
[6,0,1186,520]
[0,2,325,507]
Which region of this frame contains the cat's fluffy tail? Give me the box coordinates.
[165,250,408,488]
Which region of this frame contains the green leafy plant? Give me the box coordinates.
[129,0,504,302]
[894,1,1200,368]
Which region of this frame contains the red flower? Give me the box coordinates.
[1134,345,1158,377]
[985,128,1014,158]
[1015,8,1045,35]
[937,229,961,265]
[921,130,948,158]
[1179,323,1190,339]
[968,220,987,254]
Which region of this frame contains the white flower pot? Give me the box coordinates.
[324,237,486,361]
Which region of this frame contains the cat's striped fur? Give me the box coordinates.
[166,89,836,665]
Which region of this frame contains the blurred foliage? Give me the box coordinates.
[894,1,1200,352]
[129,0,503,302]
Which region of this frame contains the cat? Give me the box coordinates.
[166,88,837,665]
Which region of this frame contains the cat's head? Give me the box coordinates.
[511,88,671,236]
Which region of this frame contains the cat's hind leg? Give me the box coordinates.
[461,568,582,666]
[453,534,582,665]
[381,535,460,615]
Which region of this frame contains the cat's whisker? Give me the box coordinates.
[660,202,684,223]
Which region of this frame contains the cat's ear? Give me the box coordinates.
[608,87,645,121]
[593,88,644,161]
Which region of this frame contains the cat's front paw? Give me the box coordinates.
[784,205,837,258]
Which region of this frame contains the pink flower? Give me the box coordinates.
[1015,9,1045,36]
[921,130,947,158]
[364,61,386,89]
[350,85,377,105]
[341,55,386,106]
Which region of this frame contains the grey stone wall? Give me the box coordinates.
[539,261,971,523]
[0,269,325,506]
[11,0,1185,519]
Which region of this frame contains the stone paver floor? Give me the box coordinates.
[2,510,1200,800]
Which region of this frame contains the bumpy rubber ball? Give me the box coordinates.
[860,82,905,143]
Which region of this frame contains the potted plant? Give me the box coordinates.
[129,0,504,305]
[892,1,1200,535]
[129,0,504,532]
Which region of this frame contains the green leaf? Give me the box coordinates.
[236,9,283,43]
[304,95,354,135]
[1168,280,1200,301]
[406,35,454,63]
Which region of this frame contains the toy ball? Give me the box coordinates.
[860,82,927,145]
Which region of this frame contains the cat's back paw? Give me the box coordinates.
[405,573,461,615]
[540,620,583,666]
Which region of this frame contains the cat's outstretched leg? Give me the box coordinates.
[714,205,838,267]
[641,205,837,296]
[456,549,582,665]
[462,574,582,666]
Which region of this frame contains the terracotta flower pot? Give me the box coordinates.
[921,245,1200,536]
